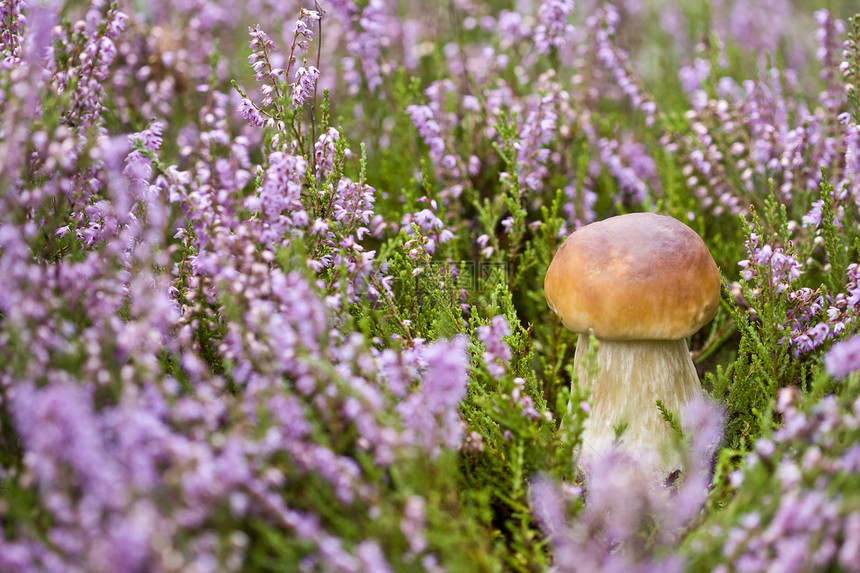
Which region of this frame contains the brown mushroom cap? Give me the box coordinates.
[544,213,721,341]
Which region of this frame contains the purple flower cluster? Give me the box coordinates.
[406,103,449,167]
[738,232,803,293]
[815,10,847,112]
[825,336,860,379]
[590,130,659,205]
[250,151,308,244]
[234,31,392,306]
[327,0,399,95]
[240,25,285,125]
[515,90,559,193]
[720,0,794,54]
[0,0,26,65]
[51,3,128,128]
[1,122,466,567]
[841,115,860,206]
[0,4,481,569]
[401,2,680,224]
[291,64,319,108]
[699,388,860,572]
[783,263,860,356]
[588,5,657,127]
[405,79,472,201]
[396,336,469,458]
[739,226,860,356]
[534,0,575,55]
[476,315,513,378]
[671,11,855,217]
[239,9,321,125]
[401,198,455,256]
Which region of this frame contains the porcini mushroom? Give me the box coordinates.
[544,213,720,474]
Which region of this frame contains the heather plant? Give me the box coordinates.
[2,0,860,572]
[686,384,860,572]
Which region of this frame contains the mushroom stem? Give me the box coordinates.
[573,337,702,474]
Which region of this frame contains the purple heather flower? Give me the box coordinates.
[401,203,454,255]
[0,0,26,64]
[314,127,349,180]
[589,5,657,126]
[355,541,395,573]
[802,199,824,228]
[335,179,375,228]
[400,495,428,554]
[725,0,792,53]
[292,11,318,55]
[497,11,531,49]
[406,104,446,164]
[328,0,397,95]
[136,121,164,152]
[291,65,319,108]
[123,149,152,181]
[396,336,469,457]
[825,336,860,379]
[532,454,688,573]
[510,377,542,420]
[842,124,860,206]
[476,315,513,379]
[716,385,860,572]
[249,25,277,67]
[22,3,55,67]
[590,131,658,205]
[515,93,558,192]
[739,233,802,293]
[13,381,121,502]
[840,513,860,571]
[814,10,847,111]
[250,151,307,245]
[534,0,575,55]
[237,97,265,127]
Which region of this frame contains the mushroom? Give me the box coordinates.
[544,213,721,474]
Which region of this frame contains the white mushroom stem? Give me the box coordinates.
[573,337,703,474]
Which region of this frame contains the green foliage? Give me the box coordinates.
[656,400,684,440]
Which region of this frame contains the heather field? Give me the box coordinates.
[3,0,860,571]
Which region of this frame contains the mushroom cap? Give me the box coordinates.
[544,213,721,341]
